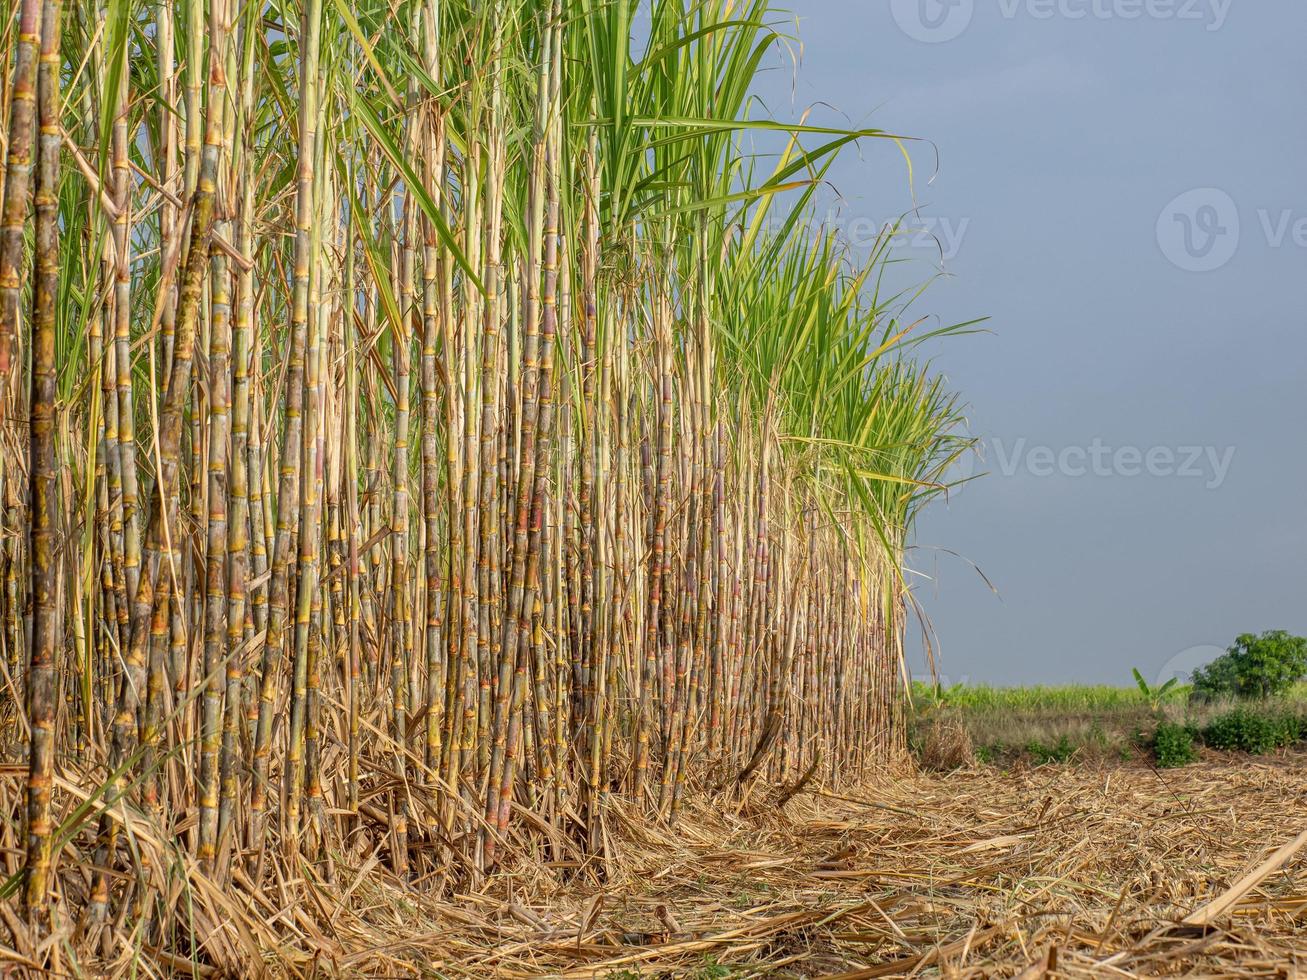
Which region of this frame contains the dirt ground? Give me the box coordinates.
[7,754,1307,977]
[277,753,1306,977]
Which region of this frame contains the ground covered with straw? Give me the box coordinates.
[7,754,1304,976]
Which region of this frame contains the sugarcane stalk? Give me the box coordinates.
[217,0,259,855]
[21,0,61,916]
[286,49,328,851]
[198,0,237,869]
[250,0,322,849]
[0,0,40,387]
[484,3,553,862]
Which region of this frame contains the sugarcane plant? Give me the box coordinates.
[0,0,975,959]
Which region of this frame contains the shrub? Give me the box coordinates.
[1191,631,1307,700]
[1152,721,1197,768]
[1026,735,1075,765]
[1201,708,1303,755]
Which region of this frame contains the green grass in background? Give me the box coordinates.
[910,681,1191,712]
[909,681,1307,769]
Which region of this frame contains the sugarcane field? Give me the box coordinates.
[0,0,1302,975]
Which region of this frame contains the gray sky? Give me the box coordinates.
[750,0,1307,686]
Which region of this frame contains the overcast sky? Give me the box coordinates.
[749,0,1307,686]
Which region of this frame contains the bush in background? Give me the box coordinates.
[1201,707,1304,755]
[1152,721,1198,768]
[1025,735,1076,765]
[1192,631,1307,701]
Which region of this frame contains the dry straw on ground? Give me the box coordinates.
[5,753,1305,977]
[913,717,976,772]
